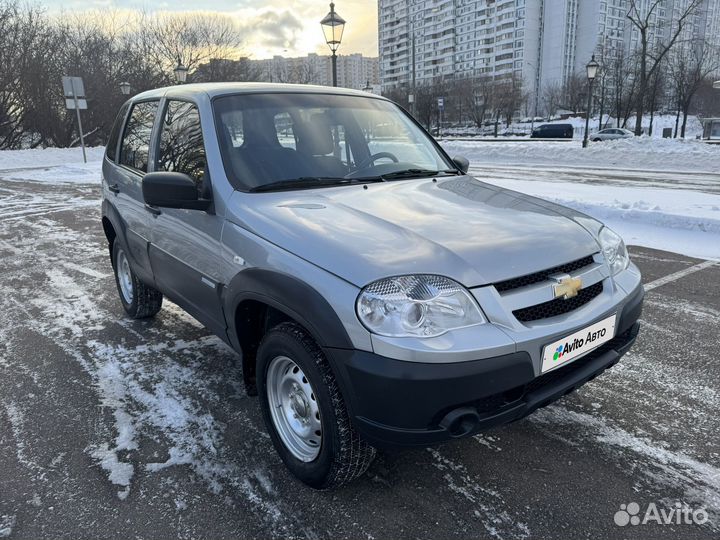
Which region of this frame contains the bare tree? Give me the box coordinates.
[454,76,494,128]
[608,49,639,128]
[669,43,720,137]
[541,81,563,118]
[626,0,703,135]
[495,73,525,127]
[562,72,588,115]
[142,12,244,76]
[645,57,667,136]
[193,57,260,83]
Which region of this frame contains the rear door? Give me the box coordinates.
[115,100,160,280]
[148,99,226,333]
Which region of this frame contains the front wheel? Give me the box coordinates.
[112,241,163,319]
[257,322,376,489]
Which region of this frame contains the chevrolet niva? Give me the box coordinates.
[101,83,643,489]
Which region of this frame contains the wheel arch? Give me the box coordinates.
[224,268,354,394]
[101,199,128,262]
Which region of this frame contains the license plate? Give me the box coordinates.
[541,314,617,373]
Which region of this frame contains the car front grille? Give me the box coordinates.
[512,281,604,322]
[494,254,596,293]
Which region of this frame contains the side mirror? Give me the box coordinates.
[452,155,469,174]
[142,172,211,211]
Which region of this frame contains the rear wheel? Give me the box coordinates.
[593,137,602,142]
[112,241,163,319]
[257,322,376,489]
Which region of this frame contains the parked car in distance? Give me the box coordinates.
[592,128,635,142]
[530,123,574,138]
[101,83,643,489]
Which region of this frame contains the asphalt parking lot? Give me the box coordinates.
[1,178,718,540]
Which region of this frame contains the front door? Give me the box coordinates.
[148,99,226,334]
[115,100,160,282]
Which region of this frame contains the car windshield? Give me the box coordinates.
[213,93,455,192]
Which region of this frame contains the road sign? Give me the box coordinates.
[61,76,87,163]
[65,98,87,110]
[62,76,86,99]
[437,97,444,111]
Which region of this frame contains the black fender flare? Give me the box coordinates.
[101,199,130,259]
[223,267,354,352]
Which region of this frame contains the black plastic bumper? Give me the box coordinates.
[327,284,644,448]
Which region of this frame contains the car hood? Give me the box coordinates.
[229,176,602,288]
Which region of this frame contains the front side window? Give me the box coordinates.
[119,101,159,173]
[157,100,207,187]
[213,93,454,191]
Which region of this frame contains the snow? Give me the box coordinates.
[0,147,104,185]
[0,146,104,170]
[444,114,704,139]
[441,137,720,260]
[0,515,16,538]
[442,136,719,174]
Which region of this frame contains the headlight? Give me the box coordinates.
[356,275,486,338]
[598,226,629,275]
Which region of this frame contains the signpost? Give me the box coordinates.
[62,76,88,163]
[437,97,445,138]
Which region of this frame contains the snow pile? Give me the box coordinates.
[472,177,720,260]
[0,147,104,185]
[442,136,720,173]
[0,146,104,170]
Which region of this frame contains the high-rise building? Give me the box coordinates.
[378,0,719,103]
[251,53,379,90]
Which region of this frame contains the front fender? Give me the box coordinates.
[223,267,354,351]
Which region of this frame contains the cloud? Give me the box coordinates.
[238,9,305,50]
[41,0,379,59]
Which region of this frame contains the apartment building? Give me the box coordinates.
[379,0,720,99]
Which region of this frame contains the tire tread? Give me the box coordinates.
[267,322,376,488]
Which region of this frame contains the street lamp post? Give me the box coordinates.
[320,2,345,87]
[119,81,131,96]
[174,62,188,84]
[582,54,600,148]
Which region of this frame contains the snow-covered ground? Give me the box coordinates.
[1,141,718,261]
[0,146,104,185]
[441,137,720,261]
[442,136,719,173]
[444,113,704,139]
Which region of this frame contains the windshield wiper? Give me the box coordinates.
[355,168,462,182]
[249,176,383,193]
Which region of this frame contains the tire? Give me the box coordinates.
[112,241,163,319]
[593,138,602,142]
[257,322,376,489]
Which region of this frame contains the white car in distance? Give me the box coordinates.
[592,128,635,142]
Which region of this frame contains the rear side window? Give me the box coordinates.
[106,103,129,162]
[157,100,207,187]
[120,101,159,173]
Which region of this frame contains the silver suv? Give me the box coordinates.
[101,83,643,489]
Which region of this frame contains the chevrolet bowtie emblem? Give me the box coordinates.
[552,275,583,300]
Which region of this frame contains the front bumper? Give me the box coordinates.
[327,283,643,448]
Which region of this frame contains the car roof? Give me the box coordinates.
[130,82,388,102]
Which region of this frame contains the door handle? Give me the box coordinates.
[107,183,120,194]
[144,204,162,216]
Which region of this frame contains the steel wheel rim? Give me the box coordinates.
[117,250,134,304]
[266,356,322,462]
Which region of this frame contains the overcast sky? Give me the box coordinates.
[41,0,378,59]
